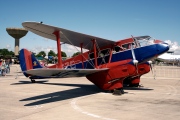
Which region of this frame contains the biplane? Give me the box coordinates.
[19,22,169,95]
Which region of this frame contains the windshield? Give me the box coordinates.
[135,36,155,47]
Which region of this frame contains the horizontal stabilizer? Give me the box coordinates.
[25,68,109,78]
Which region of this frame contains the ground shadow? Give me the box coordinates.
[20,85,102,106]
[18,81,103,106]
[11,80,49,85]
[124,87,153,91]
[15,79,153,106]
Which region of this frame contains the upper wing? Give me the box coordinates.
[22,22,115,50]
[25,68,109,78]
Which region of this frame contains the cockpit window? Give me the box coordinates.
[135,36,155,47]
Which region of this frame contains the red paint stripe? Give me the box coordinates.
[28,53,33,69]
[24,49,33,70]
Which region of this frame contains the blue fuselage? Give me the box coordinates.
[66,43,169,69]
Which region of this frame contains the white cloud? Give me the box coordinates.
[30,43,89,57]
[6,44,12,51]
[61,44,88,57]
[164,40,180,54]
[31,46,57,56]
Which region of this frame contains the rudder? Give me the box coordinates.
[19,49,43,76]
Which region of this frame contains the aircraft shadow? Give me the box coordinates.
[19,82,102,106]
[11,80,49,85]
[123,87,153,91]
[15,80,153,106]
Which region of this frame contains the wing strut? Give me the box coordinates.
[92,39,98,68]
[53,31,63,68]
[80,43,84,68]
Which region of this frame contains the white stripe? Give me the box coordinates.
[70,95,117,120]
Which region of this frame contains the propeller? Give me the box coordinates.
[130,43,139,74]
[147,60,156,80]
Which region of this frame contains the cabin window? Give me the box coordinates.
[121,42,135,50]
[122,43,130,49]
[114,46,120,52]
[89,48,110,59]
[114,46,124,52]
[89,52,96,59]
[98,49,110,57]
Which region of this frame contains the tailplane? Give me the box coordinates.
[19,49,43,77]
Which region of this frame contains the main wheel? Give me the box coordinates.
[120,89,124,94]
[31,79,36,83]
[112,88,124,95]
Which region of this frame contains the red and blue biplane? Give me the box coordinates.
[19,22,169,95]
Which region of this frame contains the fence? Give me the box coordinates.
[143,65,180,78]
[2,64,180,79]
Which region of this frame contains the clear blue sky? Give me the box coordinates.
[0,0,180,56]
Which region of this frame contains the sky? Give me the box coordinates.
[0,0,180,56]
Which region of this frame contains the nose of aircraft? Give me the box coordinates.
[156,42,170,56]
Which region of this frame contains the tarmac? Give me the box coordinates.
[0,65,180,120]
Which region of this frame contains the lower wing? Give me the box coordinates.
[24,68,109,78]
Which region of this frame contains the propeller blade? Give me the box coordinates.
[150,64,153,74]
[130,44,136,60]
[148,61,156,80]
[148,61,153,74]
[130,43,139,74]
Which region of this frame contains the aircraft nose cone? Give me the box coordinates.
[156,43,170,55]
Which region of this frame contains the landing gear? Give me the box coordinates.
[138,84,144,87]
[31,79,36,83]
[129,83,139,87]
[124,77,141,87]
[112,88,124,95]
[129,83,144,87]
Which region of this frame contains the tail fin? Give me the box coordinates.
[19,49,43,76]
